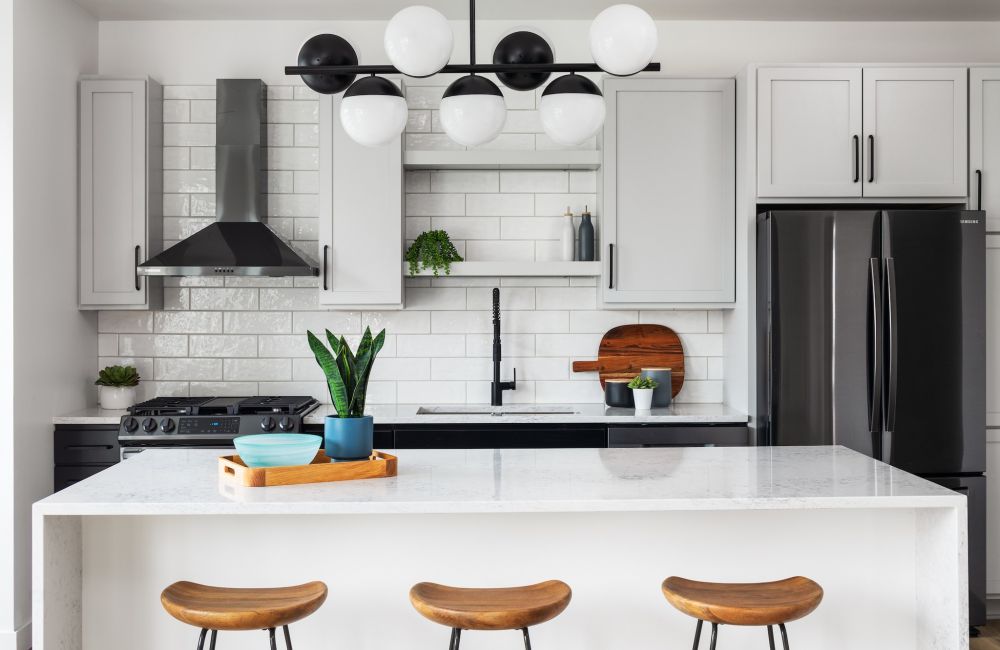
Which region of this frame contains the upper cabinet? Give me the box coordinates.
[602,78,735,307]
[318,92,403,309]
[79,78,162,309]
[757,66,967,199]
[971,67,1000,231]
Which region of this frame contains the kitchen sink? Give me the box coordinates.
[416,406,578,416]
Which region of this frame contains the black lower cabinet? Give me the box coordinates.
[303,424,395,450]
[54,425,120,492]
[608,425,750,448]
[393,424,607,449]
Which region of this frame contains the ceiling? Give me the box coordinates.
[71,0,1000,21]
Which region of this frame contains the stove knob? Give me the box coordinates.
[123,417,139,433]
[160,418,175,433]
[278,416,295,432]
[141,417,158,433]
[260,416,276,432]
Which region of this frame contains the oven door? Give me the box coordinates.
[119,440,237,461]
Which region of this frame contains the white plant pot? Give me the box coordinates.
[99,386,136,410]
[632,388,654,411]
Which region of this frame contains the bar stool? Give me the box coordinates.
[661,576,823,649]
[161,580,328,649]
[409,580,572,649]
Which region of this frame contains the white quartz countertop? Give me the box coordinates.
[34,445,961,516]
[52,402,748,425]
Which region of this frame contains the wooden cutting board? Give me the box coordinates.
[571,324,685,396]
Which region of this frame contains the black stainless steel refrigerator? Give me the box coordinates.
[756,208,986,626]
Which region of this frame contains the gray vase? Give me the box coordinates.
[577,210,595,261]
[641,368,672,408]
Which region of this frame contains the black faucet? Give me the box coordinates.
[491,287,516,407]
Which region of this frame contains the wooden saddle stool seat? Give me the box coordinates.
[661,576,823,650]
[409,580,572,650]
[161,580,328,650]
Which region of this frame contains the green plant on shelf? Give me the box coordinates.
[307,327,386,418]
[405,230,464,277]
[94,365,140,387]
[627,376,658,390]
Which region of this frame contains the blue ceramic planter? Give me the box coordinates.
[324,415,373,461]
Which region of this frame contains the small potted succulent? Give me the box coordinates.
[627,375,659,411]
[95,365,140,410]
[308,327,386,461]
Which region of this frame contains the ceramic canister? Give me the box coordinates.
[604,379,634,408]
[641,368,672,408]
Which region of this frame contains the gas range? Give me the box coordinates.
[118,396,320,458]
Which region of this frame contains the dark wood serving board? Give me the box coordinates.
[571,324,685,396]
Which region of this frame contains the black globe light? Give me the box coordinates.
[340,76,408,147]
[493,30,554,91]
[539,74,607,146]
[297,34,358,94]
[439,75,507,147]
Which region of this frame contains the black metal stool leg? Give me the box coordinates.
[209,630,217,650]
[767,625,776,650]
[196,628,208,650]
[778,623,789,650]
[521,627,532,650]
[283,625,293,650]
[268,627,277,650]
[449,628,462,650]
[708,623,718,650]
[691,620,703,650]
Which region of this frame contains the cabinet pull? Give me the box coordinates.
[853,135,860,183]
[976,169,983,210]
[867,135,875,183]
[322,245,329,291]
[608,243,614,289]
[134,245,141,291]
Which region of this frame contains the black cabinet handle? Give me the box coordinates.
[134,245,141,291]
[976,169,983,210]
[322,245,329,291]
[867,135,875,183]
[853,135,860,183]
[608,243,614,289]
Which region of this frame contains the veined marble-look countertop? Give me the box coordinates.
[51,402,748,425]
[34,445,961,516]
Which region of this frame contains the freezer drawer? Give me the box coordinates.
[609,425,749,448]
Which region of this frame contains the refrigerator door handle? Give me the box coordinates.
[868,258,882,433]
[885,257,898,435]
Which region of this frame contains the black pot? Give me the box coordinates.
[604,380,635,408]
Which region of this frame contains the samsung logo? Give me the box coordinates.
[960,219,980,224]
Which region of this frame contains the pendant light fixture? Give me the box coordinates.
[339,76,408,147]
[539,74,606,146]
[288,2,660,148]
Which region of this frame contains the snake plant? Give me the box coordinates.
[307,327,386,418]
[94,365,140,387]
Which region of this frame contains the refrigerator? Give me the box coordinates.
[756,208,986,626]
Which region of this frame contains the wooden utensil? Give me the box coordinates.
[571,324,685,396]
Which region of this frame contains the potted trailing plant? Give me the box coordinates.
[406,229,463,277]
[308,327,386,461]
[627,375,658,411]
[95,365,140,410]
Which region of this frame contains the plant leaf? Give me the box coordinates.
[349,328,385,415]
[308,330,349,416]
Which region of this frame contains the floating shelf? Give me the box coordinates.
[403,150,600,170]
[404,261,602,277]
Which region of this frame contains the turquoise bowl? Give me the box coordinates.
[233,434,322,469]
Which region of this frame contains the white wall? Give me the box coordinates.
[4,1,97,648]
[0,0,13,647]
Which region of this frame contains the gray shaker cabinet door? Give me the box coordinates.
[971,67,1000,231]
[602,77,735,305]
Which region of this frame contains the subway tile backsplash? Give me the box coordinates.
[96,84,726,405]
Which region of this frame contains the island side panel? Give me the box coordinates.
[33,513,82,650]
[915,504,968,650]
[78,508,947,650]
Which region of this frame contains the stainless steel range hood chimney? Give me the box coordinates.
[138,79,318,277]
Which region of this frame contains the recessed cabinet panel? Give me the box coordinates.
[603,78,735,306]
[987,235,1000,427]
[757,68,862,198]
[862,67,967,198]
[971,68,1000,230]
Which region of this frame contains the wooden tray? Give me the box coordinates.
[219,450,397,487]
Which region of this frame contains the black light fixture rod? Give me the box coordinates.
[469,0,476,67]
[285,62,660,76]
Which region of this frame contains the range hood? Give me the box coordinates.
[139,79,318,277]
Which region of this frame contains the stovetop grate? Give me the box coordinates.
[128,396,319,417]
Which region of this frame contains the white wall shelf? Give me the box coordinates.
[403,150,600,170]
[403,261,602,277]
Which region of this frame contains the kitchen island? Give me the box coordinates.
[34,446,965,650]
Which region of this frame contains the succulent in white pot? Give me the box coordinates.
[627,375,658,411]
[95,365,140,410]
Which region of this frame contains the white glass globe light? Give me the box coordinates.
[340,77,408,147]
[539,74,606,146]
[589,4,658,76]
[439,75,507,147]
[384,6,453,77]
